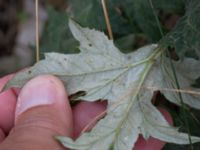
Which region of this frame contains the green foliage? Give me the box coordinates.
[42,0,200,59]
[160,0,200,59]
[164,109,200,149]
[68,0,136,35]
[41,0,185,54]
[131,0,184,41]
[69,0,184,41]
[40,7,79,55]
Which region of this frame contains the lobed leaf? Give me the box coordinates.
[4,19,200,150]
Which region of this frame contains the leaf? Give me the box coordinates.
[164,109,200,150]
[40,6,79,55]
[160,0,200,59]
[68,0,137,35]
[5,19,200,149]
[69,0,184,42]
[114,34,136,53]
[161,58,200,109]
[67,0,185,53]
[129,0,183,42]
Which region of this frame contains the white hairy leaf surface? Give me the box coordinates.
[4,19,200,150]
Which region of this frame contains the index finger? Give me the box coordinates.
[0,74,14,92]
[0,74,17,137]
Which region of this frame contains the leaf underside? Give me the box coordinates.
[5,19,200,150]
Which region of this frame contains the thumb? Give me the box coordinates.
[1,75,73,150]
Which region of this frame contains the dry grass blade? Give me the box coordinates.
[35,0,40,62]
[80,110,107,134]
[101,0,113,40]
[144,86,200,96]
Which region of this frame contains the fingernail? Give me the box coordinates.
[16,75,67,117]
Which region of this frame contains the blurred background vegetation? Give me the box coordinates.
[0,0,200,149]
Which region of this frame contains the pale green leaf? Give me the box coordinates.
[147,57,200,109]
[138,94,200,144]
[4,19,200,150]
[161,58,200,109]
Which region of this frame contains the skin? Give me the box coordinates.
[0,74,173,150]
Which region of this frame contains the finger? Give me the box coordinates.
[73,101,107,138]
[0,89,16,135]
[0,75,17,142]
[134,108,173,150]
[0,74,14,91]
[0,129,5,142]
[11,88,21,96]
[1,75,73,150]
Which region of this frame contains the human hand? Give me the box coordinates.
[0,75,172,150]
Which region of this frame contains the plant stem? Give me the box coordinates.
[169,55,193,149]
[101,0,113,40]
[35,0,40,62]
[149,0,193,148]
[148,0,164,37]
